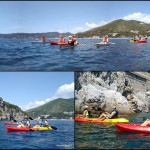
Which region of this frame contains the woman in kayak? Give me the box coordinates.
[141,119,150,126]
[77,105,90,118]
[102,35,109,44]
[68,36,75,46]
[17,121,25,128]
[99,107,119,120]
[59,36,65,43]
[41,36,46,43]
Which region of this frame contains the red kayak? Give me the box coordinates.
[6,126,31,132]
[6,126,38,132]
[130,39,147,43]
[134,40,147,43]
[116,123,150,133]
[50,41,68,45]
[4,122,18,125]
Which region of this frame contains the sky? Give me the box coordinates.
[0,1,150,34]
[0,72,74,110]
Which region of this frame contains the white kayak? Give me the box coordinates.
[60,45,75,50]
[31,41,49,44]
[95,42,115,46]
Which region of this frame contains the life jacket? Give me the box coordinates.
[68,39,74,46]
[111,110,118,119]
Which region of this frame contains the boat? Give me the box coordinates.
[50,41,68,45]
[75,117,129,123]
[116,123,150,133]
[130,39,147,43]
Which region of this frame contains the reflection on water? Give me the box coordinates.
[75,113,150,149]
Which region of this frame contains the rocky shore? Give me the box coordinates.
[75,72,150,117]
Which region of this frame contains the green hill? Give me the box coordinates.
[77,19,150,38]
[26,98,74,119]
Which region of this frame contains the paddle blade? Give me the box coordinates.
[51,126,57,130]
[29,117,34,120]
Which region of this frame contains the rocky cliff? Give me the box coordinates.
[0,97,25,120]
[75,72,150,117]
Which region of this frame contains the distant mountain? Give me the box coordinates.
[76,19,150,38]
[0,32,73,39]
[0,97,25,120]
[26,98,74,119]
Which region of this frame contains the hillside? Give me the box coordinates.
[26,98,74,119]
[77,19,150,38]
[0,97,25,120]
[0,32,72,39]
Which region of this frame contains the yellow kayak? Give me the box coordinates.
[130,39,135,43]
[32,125,57,130]
[75,117,129,123]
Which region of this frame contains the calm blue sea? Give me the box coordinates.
[0,38,149,71]
[0,119,74,149]
[75,113,150,149]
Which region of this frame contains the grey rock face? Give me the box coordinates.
[75,72,150,116]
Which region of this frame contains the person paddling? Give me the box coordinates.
[41,118,49,127]
[41,36,46,43]
[68,36,75,46]
[99,106,119,121]
[72,35,78,44]
[24,116,31,128]
[78,105,91,118]
[141,119,150,126]
[102,35,109,44]
[59,36,65,43]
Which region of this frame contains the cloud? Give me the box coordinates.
[57,20,109,34]
[85,22,99,28]
[85,21,108,28]
[123,12,150,23]
[21,82,74,111]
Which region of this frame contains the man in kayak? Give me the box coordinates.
[77,105,91,118]
[99,107,119,120]
[41,36,46,43]
[72,35,78,44]
[24,116,31,127]
[68,36,75,46]
[102,35,109,44]
[40,118,49,127]
[59,36,65,43]
[141,119,150,126]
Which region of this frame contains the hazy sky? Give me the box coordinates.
[0,72,74,110]
[0,1,150,33]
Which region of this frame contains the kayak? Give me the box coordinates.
[6,125,57,132]
[50,41,68,45]
[31,41,49,44]
[4,122,19,125]
[32,125,57,130]
[6,126,32,132]
[95,42,111,46]
[60,45,75,49]
[75,117,129,123]
[130,39,147,43]
[116,123,150,133]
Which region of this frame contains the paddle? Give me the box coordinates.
[13,119,17,122]
[29,117,57,130]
